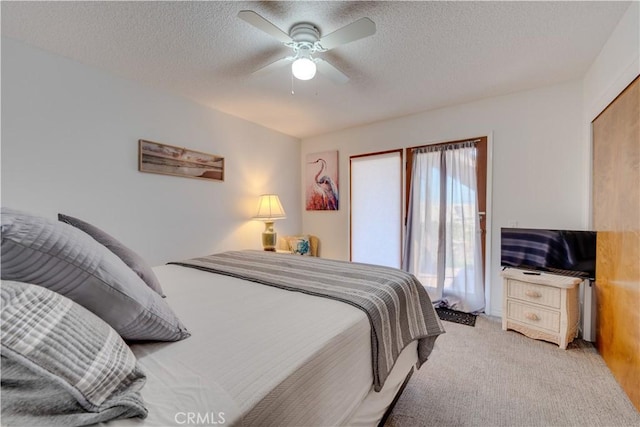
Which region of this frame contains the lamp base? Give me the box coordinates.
[261,221,277,251]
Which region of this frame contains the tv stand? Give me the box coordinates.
[501,268,581,349]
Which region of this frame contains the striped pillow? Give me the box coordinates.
[1,280,148,425]
[0,207,189,342]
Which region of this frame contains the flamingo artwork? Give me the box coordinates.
[306,151,339,211]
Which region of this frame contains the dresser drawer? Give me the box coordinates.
[507,279,561,309]
[507,300,560,332]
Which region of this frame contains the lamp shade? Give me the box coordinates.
[253,194,287,220]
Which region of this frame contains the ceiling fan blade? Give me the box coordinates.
[319,17,376,51]
[238,10,291,43]
[253,57,292,77]
[315,58,349,84]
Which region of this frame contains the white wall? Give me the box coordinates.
[1,37,301,265]
[301,79,586,316]
[583,1,639,123]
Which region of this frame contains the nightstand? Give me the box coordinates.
[501,268,581,349]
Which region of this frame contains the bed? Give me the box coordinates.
[0,208,445,427]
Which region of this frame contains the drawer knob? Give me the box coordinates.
[525,290,542,298]
[525,312,540,321]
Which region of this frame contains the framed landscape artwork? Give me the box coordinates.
[305,150,339,211]
[138,140,224,182]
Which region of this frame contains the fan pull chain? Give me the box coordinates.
[291,72,295,95]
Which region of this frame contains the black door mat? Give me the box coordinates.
[436,307,477,327]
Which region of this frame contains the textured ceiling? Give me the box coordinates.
[1,1,631,138]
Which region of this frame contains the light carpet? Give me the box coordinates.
[385,315,640,427]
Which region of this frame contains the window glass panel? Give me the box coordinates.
[350,151,402,268]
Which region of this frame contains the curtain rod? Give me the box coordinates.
[410,138,481,152]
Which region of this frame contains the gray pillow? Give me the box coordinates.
[58,213,164,296]
[1,280,147,425]
[0,207,189,342]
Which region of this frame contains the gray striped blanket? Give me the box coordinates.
[170,250,445,391]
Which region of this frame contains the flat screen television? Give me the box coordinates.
[501,228,597,279]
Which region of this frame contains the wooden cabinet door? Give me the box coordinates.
[592,75,640,411]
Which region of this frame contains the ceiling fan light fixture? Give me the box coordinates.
[292,57,316,80]
[239,10,375,84]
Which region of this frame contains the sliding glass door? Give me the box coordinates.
[404,138,486,313]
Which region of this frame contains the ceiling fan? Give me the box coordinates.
[238,10,376,84]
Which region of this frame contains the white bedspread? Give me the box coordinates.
[109,264,382,426]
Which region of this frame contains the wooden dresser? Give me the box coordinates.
[501,268,581,349]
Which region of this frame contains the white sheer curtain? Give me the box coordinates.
[403,141,484,313]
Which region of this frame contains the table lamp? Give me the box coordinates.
[253,194,286,251]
